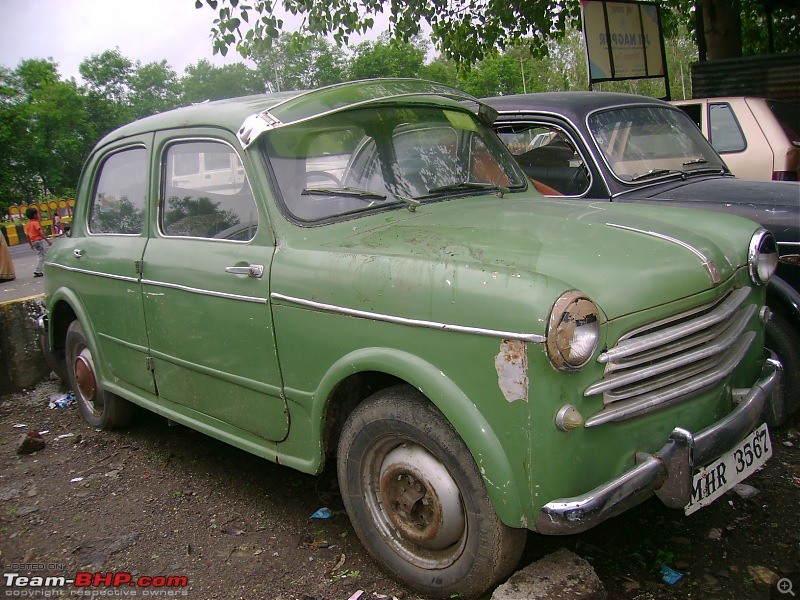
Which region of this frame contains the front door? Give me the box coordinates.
[141,132,288,442]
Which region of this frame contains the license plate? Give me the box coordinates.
[685,423,772,515]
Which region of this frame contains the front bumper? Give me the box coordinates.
[535,356,783,535]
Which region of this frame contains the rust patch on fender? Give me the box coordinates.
[495,339,528,402]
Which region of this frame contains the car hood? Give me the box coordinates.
[276,196,759,330]
[636,176,799,207]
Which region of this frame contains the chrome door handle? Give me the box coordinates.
[73,249,83,258]
[225,264,264,278]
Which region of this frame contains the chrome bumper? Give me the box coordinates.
[535,357,783,535]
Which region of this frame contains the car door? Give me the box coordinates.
[141,131,288,442]
[63,137,156,395]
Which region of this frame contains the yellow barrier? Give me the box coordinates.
[4,199,75,245]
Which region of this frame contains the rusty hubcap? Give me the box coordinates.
[379,444,464,551]
[74,349,100,414]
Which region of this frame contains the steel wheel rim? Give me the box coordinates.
[362,436,467,569]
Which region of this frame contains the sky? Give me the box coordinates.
[0,0,390,82]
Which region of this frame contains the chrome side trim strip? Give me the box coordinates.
[142,279,268,304]
[606,222,722,284]
[44,262,139,283]
[271,292,546,343]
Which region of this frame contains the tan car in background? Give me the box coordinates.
[672,97,800,181]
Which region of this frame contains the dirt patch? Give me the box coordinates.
[1,377,798,599]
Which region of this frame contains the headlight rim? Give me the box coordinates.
[748,228,778,286]
[546,290,601,372]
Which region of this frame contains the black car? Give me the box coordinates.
[485,91,800,418]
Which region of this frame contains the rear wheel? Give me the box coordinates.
[65,321,132,430]
[766,310,800,421]
[337,385,526,599]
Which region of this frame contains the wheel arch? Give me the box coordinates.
[45,289,110,384]
[767,276,800,325]
[314,347,527,527]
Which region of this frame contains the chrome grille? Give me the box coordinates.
[584,287,756,427]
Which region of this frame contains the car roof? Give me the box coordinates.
[483,91,674,121]
[98,78,481,149]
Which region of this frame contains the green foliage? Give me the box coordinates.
[348,34,428,80]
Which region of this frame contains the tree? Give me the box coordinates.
[251,33,346,91]
[198,0,800,67]
[197,0,575,67]
[129,61,181,120]
[348,34,427,80]
[180,59,264,103]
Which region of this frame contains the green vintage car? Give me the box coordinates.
[41,79,783,598]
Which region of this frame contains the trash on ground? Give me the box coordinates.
[54,433,75,441]
[70,477,84,483]
[347,591,364,600]
[310,507,332,519]
[661,565,683,584]
[733,483,760,498]
[13,423,26,428]
[49,393,76,409]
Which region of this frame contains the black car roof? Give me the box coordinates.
[483,91,673,121]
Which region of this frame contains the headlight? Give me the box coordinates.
[748,229,778,285]
[546,291,600,371]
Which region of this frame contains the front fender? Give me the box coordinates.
[307,347,528,528]
[767,276,800,323]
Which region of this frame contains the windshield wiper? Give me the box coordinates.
[301,186,387,201]
[629,168,679,182]
[427,181,510,197]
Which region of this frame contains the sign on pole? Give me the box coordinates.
[581,0,670,97]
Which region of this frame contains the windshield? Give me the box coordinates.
[588,106,727,182]
[263,105,528,222]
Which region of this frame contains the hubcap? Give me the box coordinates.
[74,348,101,415]
[379,444,464,551]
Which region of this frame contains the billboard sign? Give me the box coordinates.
[581,0,667,83]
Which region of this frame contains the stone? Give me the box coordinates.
[747,565,780,586]
[492,548,606,600]
[17,431,46,454]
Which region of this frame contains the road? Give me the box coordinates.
[0,241,46,302]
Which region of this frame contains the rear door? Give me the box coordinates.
[141,130,287,441]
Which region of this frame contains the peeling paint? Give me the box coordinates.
[494,339,528,402]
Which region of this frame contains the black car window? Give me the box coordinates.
[160,141,259,241]
[88,147,147,235]
[709,103,747,153]
[496,124,590,196]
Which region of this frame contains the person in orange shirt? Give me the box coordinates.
[25,207,52,277]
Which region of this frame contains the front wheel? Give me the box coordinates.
[766,310,800,421]
[65,321,132,430]
[337,385,526,599]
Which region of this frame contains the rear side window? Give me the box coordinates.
[89,148,147,235]
[709,103,747,153]
[767,100,800,146]
[161,141,259,241]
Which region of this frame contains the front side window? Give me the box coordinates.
[161,141,258,241]
[89,148,147,235]
[496,124,591,196]
[589,106,726,182]
[263,105,528,222]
